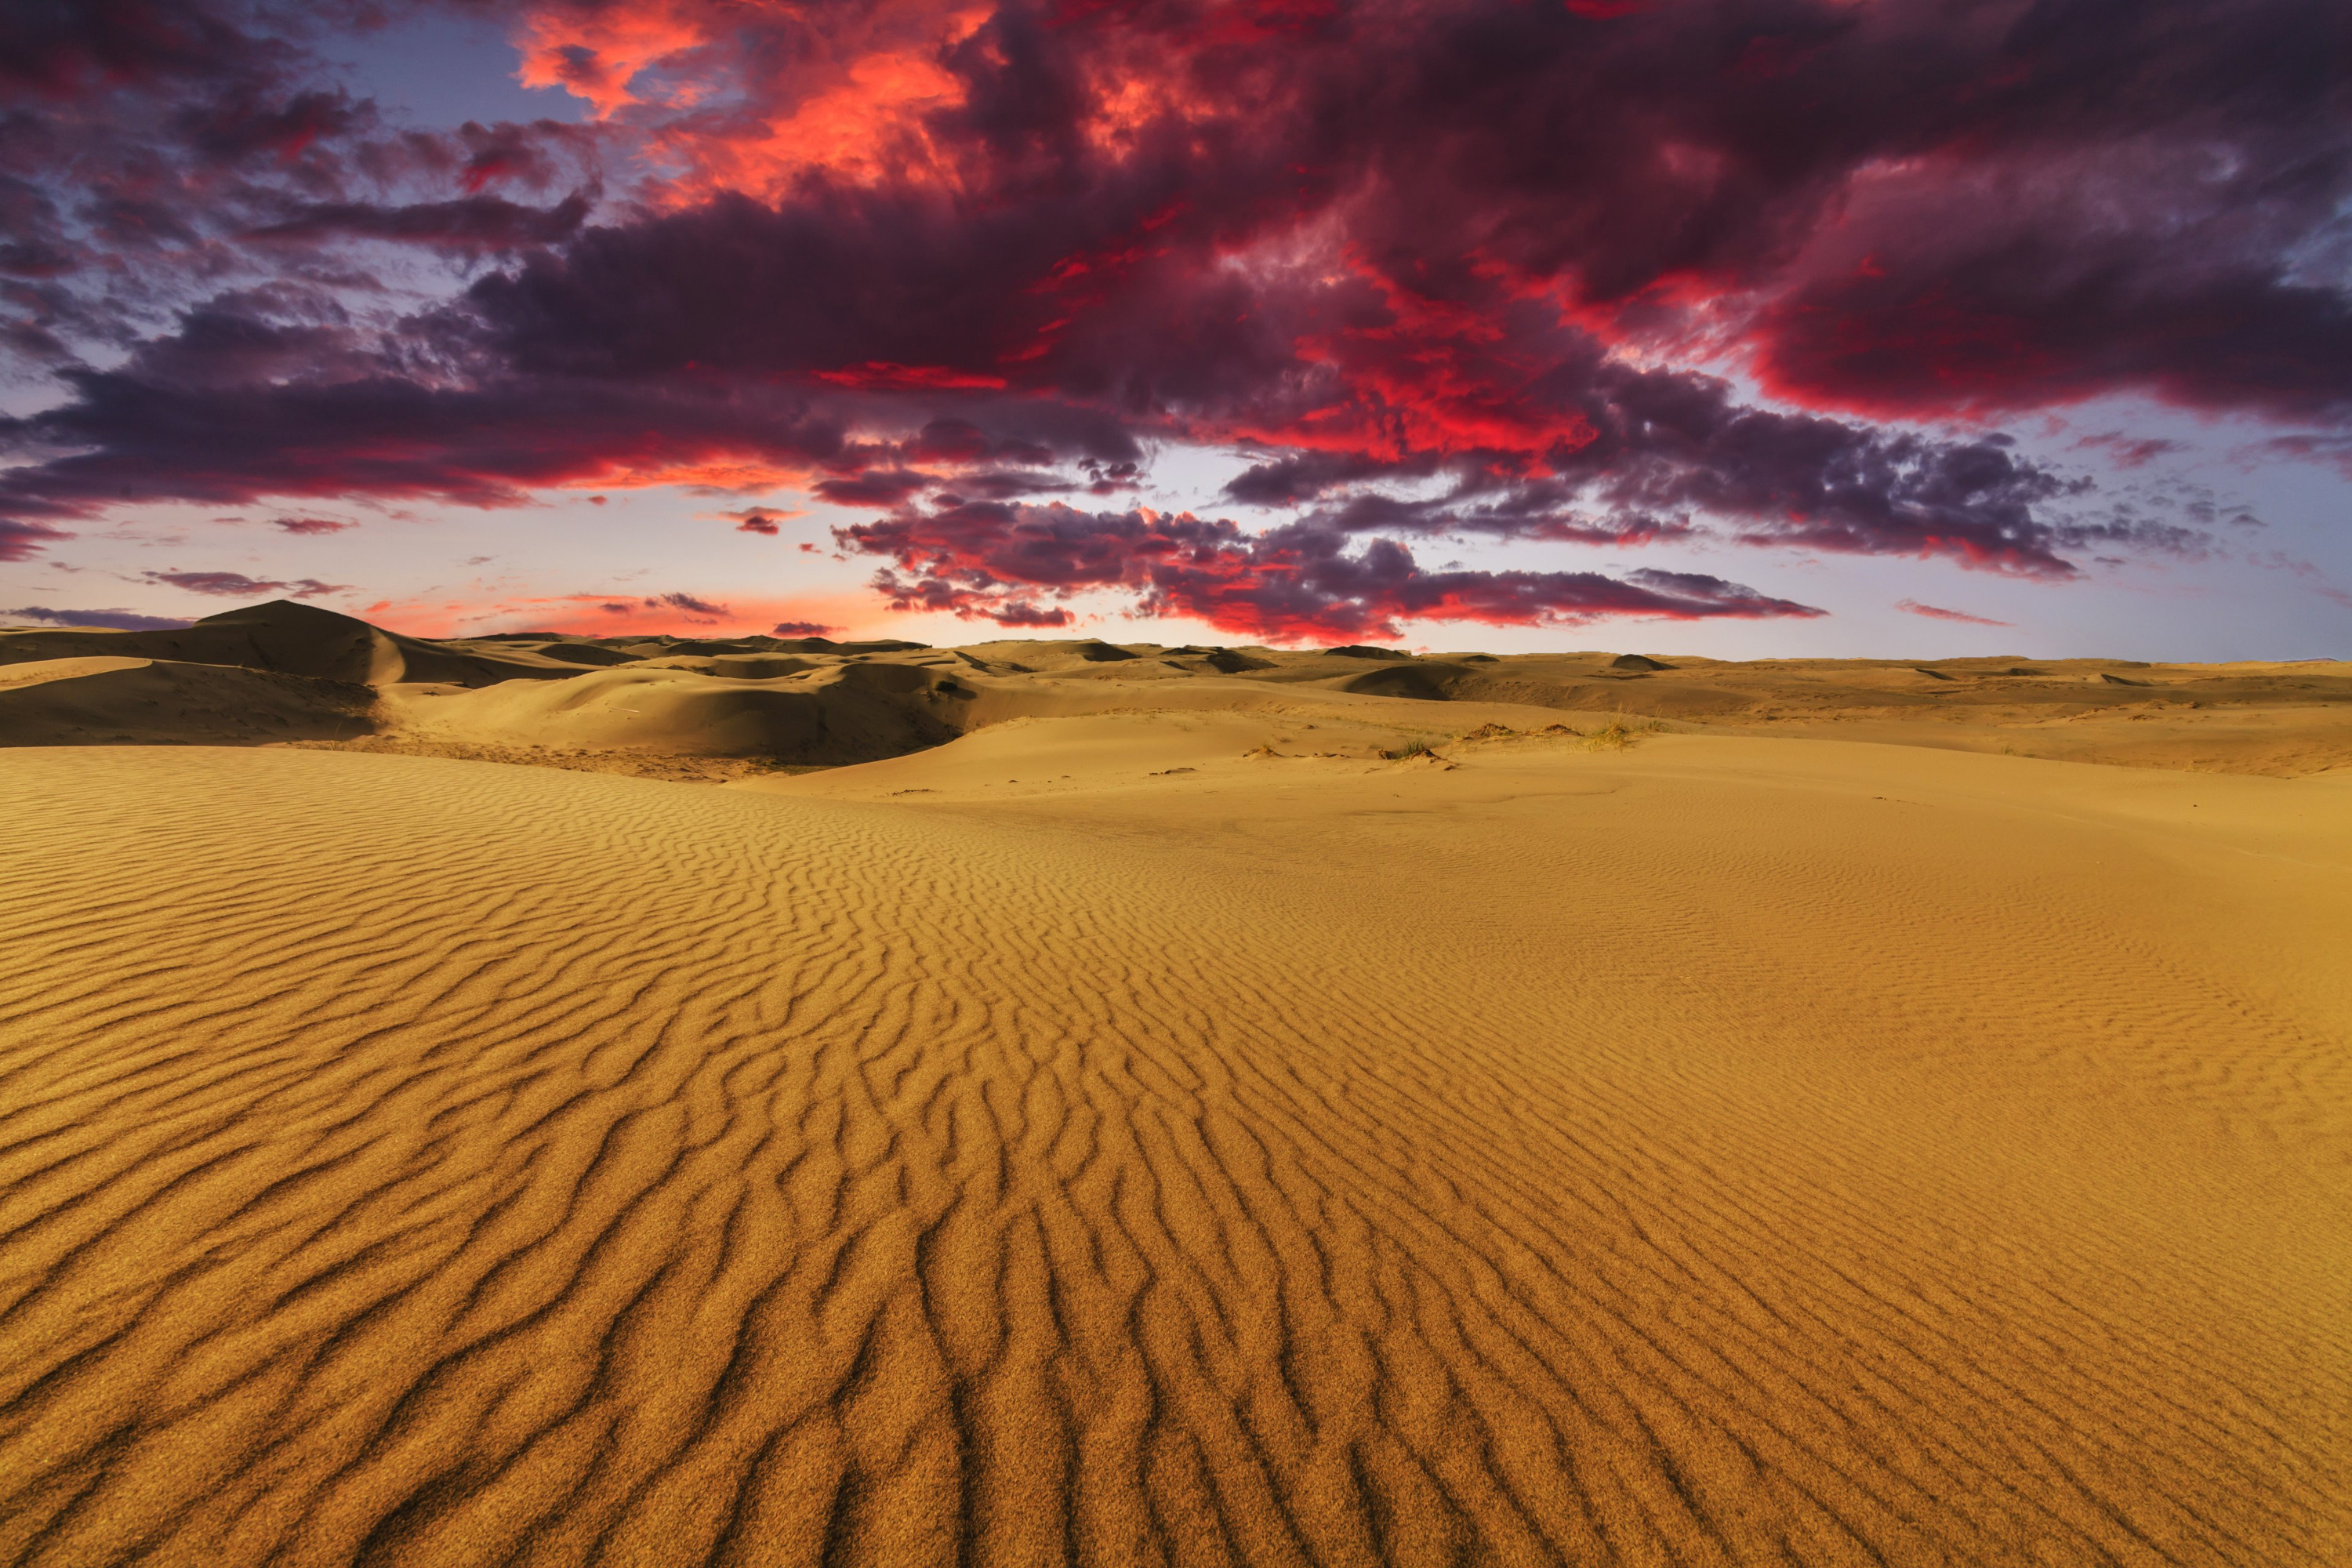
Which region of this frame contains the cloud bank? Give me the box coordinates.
[2,0,2343,637]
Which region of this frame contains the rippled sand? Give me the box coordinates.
[2,731,2346,1566]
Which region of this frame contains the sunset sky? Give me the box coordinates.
[2,0,2347,655]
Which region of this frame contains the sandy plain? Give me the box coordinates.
[1,602,2347,1566]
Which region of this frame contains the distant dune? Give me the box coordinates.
[1,604,2348,1565]
[4,598,2348,776]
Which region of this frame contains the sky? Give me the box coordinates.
[2,0,2347,656]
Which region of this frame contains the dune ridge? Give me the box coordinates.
[1,737,2345,1566]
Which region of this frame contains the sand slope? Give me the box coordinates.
[0,601,590,688]
[0,656,374,746]
[378,659,972,762]
[1,734,2345,1566]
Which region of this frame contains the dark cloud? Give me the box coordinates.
[0,327,856,522]
[1201,361,2080,573]
[445,119,601,195]
[246,191,591,251]
[143,569,347,597]
[1755,232,2352,424]
[272,515,352,534]
[642,591,727,622]
[0,0,601,368]
[0,0,267,98]
[978,601,1073,629]
[0,604,193,630]
[1565,365,2088,575]
[1225,452,1443,509]
[903,419,1054,468]
[935,470,1077,501]
[728,506,796,535]
[770,619,840,637]
[2,0,2343,627]
[810,469,939,507]
[176,85,361,162]
[837,499,1820,642]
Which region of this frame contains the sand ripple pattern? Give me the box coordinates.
[0,750,2343,1566]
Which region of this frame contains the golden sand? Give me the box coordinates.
[1,605,2348,1565]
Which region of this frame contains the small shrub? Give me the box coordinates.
[1584,718,1665,750]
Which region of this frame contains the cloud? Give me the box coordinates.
[641,590,728,623]
[811,469,939,507]
[771,619,841,637]
[1,518,69,562]
[1896,599,2013,629]
[2259,433,2352,478]
[143,569,349,597]
[0,0,260,98]
[0,0,602,368]
[2071,434,2186,470]
[934,469,1077,501]
[1225,452,1443,510]
[726,506,804,535]
[4,0,2342,623]
[1751,123,2352,423]
[838,499,1821,642]
[0,334,859,525]
[272,516,353,534]
[0,604,193,630]
[245,192,593,252]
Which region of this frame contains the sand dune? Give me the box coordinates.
[0,655,373,746]
[2,601,2347,1563]
[377,659,971,762]
[0,601,583,688]
[5,601,2347,776]
[1,726,2346,1566]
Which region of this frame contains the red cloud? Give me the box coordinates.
[1,0,2337,628]
[1,519,68,562]
[839,499,1821,642]
[813,364,1009,391]
[1896,599,2013,628]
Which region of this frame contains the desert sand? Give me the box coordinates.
[0,603,2347,1566]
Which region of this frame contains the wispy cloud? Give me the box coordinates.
[1896,599,2013,629]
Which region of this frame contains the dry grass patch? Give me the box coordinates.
[1583,717,1666,750]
